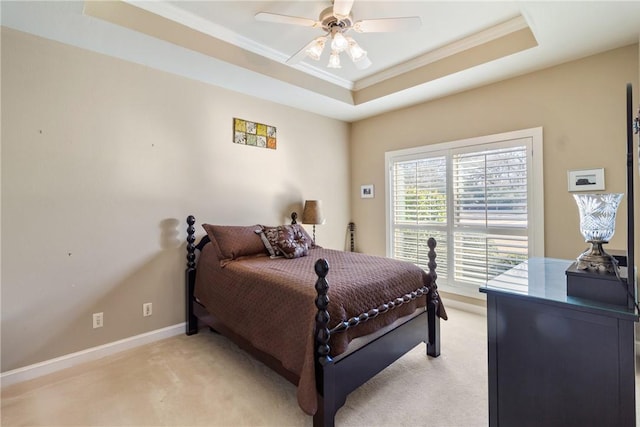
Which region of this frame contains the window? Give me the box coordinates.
[386,128,544,297]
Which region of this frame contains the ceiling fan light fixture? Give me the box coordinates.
[328,50,342,68]
[330,31,349,52]
[305,37,326,61]
[346,37,367,62]
[257,2,423,72]
[353,55,372,70]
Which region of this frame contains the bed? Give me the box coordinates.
[185,214,447,427]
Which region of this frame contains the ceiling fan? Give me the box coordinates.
[255,0,421,70]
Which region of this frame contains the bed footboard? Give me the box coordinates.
[312,238,441,427]
[426,237,441,357]
[313,237,441,361]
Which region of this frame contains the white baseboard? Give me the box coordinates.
[1,323,185,388]
[444,298,487,316]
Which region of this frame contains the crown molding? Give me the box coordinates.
[354,15,531,91]
[124,1,354,90]
[122,3,530,94]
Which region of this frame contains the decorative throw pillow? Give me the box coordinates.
[255,227,283,258]
[202,224,267,262]
[296,224,319,248]
[274,224,310,259]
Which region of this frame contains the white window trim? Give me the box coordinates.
[385,127,544,298]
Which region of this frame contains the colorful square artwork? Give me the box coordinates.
[233,118,276,150]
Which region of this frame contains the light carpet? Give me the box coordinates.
[3,308,488,426]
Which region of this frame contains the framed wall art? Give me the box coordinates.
[360,184,374,198]
[567,168,605,192]
[233,117,277,149]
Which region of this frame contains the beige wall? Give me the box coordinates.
[2,26,639,372]
[351,44,639,270]
[0,28,350,372]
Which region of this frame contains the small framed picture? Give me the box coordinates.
[360,184,374,199]
[568,168,605,192]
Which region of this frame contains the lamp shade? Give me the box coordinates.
[302,200,325,225]
[331,31,348,52]
[346,37,367,62]
[305,37,326,61]
[327,51,341,69]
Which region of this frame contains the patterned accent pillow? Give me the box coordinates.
[274,224,310,259]
[255,227,283,258]
[297,224,319,248]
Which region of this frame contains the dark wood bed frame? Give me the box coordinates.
[185,214,442,427]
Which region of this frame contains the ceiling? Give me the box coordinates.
[2,1,640,122]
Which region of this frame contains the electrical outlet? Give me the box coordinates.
[93,312,103,329]
[143,303,152,317]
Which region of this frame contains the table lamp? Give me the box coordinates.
[302,200,325,244]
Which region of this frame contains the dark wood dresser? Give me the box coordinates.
[480,258,638,427]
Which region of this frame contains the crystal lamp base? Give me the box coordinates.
[576,241,618,274]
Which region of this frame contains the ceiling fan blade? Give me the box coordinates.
[333,0,355,19]
[255,12,319,28]
[353,17,422,33]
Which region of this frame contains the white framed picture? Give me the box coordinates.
[568,168,605,192]
[360,184,374,199]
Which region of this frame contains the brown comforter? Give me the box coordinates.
[194,245,446,415]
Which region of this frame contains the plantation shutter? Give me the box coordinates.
[452,145,529,285]
[388,135,538,291]
[391,155,448,279]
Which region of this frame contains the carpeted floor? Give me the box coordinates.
[0,308,533,425]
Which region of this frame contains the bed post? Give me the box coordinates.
[426,237,441,357]
[186,215,198,335]
[313,258,337,427]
